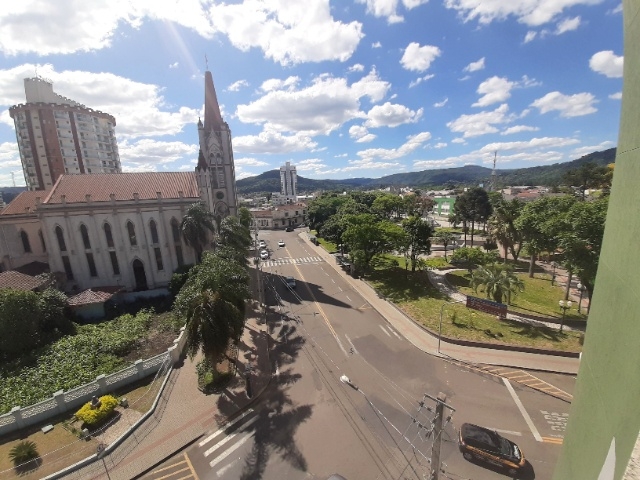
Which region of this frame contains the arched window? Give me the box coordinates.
[55,226,66,252]
[171,218,181,243]
[20,230,31,253]
[39,230,46,252]
[149,219,159,244]
[126,221,137,246]
[104,223,114,248]
[80,224,91,249]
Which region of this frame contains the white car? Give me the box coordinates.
[278,240,285,247]
[259,240,267,248]
[260,250,269,260]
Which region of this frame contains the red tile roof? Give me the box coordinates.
[0,191,48,216]
[0,271,48,291]
[43,172,200,204]
[67,288,119,306]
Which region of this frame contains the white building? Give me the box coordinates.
[9,77,122,191]
[279,161,297,202]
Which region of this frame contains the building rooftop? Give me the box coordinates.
[67,287,121,306]
[0,190,48,216]
[0,271,48,291]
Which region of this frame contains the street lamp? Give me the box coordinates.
[577,283,586,314]
[558,300,572,333]
[551,262,557,286]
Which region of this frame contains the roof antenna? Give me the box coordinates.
[491,151,498,192]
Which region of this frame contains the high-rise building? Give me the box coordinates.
[9,77,121,191]
[280,161,297,199]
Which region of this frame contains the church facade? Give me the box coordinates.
[0,70,238,293]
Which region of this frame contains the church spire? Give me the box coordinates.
[197,148,207,170]
[203,70,224,132]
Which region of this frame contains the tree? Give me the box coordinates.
[0,289,41,357]
[404,195,435,218]
[489,198,524,263]
[433,230,458,261]
[401,216,432,271]
[342,214,394,271]
[563,162,609,200]
[218,215,252,254]
[173,252,250,367]
[454,187,493,247]
[451,247,495,275]
[38,288,73,335]
[470,263,525,304]
[306,193,350,232]
[238,206,253,229]
[372,193,404,220]
[181,202,216,263]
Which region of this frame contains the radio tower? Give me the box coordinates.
[491,151,498,192]
[11,171,16,187]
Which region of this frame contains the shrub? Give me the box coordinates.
[75,395,119,426]
[9,440,39,467]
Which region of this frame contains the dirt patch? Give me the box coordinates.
[122,312,183,363]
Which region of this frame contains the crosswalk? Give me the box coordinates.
[261,256,323,267]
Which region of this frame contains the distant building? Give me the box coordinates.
[249,204,306,230]
[279,161,297,202]
[9,77,122,191]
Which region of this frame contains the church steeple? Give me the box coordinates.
[203,71,224,132]
[196,148,207,170]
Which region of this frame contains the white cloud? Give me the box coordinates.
[372,41,382,48]
[209,0,364,65]
[400,42,441,72]
[119,139,197,168]
[234,157,270,167]
[227,79,249,92]
[296,158,328,172]
[340,159,405,172]
[451,137,466,144]
[349,125,377,143]
[413,159,459,169]
[556,16,581,34]
[348,64,365,73]
[0,141,19,165]
[356,0,429,23]
[524,31,537,43]
[409,74,435,88]
[473,76,516,107]
[501,125,540,135]
[233,129,317,154]
[590,50,624,78]
[444,0,604,27]
[434,98,448,108]
[571,141,615,157]
[169,62,179,69]
[260,76,300,93]
[609,92,622,100]
[357,131,431,160]
[447,103,516,138]
[433,142,447,149]
[364,102,423,128]
[480,136,580,153]
[236,69,390,136]
[463,57,485,73]
[608,3,622,14]
[530,91,598,117]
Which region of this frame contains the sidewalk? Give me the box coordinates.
[302,233,580,375]
[56,266,271,479]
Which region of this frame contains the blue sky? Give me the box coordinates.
[0,0,624,186]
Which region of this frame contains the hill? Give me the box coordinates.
[236,148,616,194]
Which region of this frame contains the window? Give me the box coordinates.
[86,253,98,277]
[149,219,159,244]
[20,231,31,253]
[218,171,226,187]
[175,245,184,267]
[55,226,66,252]
[171,218,181,243]
[154,247,164,271]
[126,221,137,246]
[104,223,114,248]
[109,251,120,275]
[39,230,46,252]
[80,224,91,249]
[61,255,73,280]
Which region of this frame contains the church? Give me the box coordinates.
[0,70,238,294]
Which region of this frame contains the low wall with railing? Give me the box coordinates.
[0,326,187,438]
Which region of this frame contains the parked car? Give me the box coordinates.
[278,240,285,247]
[459,423,525,476]
[285,226,294,232]
[285,276,296,289]
[259,240,267,248]
[260,250,269,260]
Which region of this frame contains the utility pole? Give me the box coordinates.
[491,151,498,192]
[430,392,448,480]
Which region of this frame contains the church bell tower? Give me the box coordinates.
[196,70,238,222]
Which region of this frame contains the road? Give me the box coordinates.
[143,228,574,480]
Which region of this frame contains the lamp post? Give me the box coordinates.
[558,300,572,333]
[577,283,586,314]
[551,262,557,286]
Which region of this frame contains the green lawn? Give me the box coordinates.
[445,270,588,322]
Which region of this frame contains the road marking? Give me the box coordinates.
[387,326,402,340]
[379,325,391,337]
[209,432,255,468]
[356,303,371,310]
[542,437,564,445]
[331,278,335,283]
[345,334,358,355]
[199,409,254,447]
[346,295,352,302]
[204,416,258,457]
[216,457,241,477]
[503,378,543,442]
[492,428,522,436]
[183,452,199,480]
[338,287,343,292]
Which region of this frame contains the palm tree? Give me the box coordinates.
[433,230,458,261]
[489,198,524,263]
[470,263,525,305]
[181,202,216,263]
[174,252,250,367]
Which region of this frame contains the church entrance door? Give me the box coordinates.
[132,259,148,291]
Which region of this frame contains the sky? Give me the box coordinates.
[0,0,625,186]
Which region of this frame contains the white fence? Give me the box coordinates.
[0,326,187,438]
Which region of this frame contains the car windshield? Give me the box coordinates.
[498,436,512,456]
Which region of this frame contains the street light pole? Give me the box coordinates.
[577,283,585,314]
[558,300,572,333]
[551,262,557,286]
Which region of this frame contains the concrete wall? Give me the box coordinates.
[553,2,640,478]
